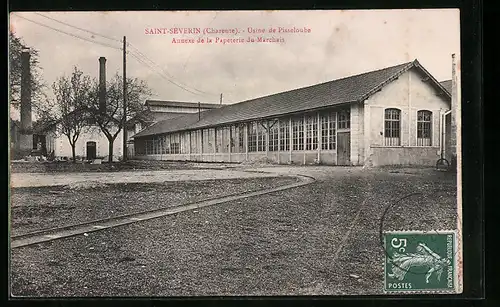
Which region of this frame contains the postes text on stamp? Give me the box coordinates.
[384,231,457,293]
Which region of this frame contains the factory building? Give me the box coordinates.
[130,59,457,166]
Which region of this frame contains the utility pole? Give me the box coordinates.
[220,93,223,105]
[122,36,128,161]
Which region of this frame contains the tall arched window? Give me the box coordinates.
[384,108,401,146]
[417,110,432,146]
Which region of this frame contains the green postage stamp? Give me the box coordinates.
[384,230,458,293]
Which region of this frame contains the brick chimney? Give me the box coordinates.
[20,51,32,132]
[19,50,33,152]
[450,53,460,169]
[99,57,107,113]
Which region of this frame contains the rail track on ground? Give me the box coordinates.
[10,174,316,249]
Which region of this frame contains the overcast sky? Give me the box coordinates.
[10,9,460,107]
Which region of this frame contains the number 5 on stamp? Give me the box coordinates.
[383,231,457,293]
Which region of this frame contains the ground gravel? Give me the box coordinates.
[10,160,235,173]
[10,168,457,297]
[10,176,300,236]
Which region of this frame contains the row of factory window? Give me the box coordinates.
[135,109,351,155]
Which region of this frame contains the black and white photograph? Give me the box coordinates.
[8,9,463,296]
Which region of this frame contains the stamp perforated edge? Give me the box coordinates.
[382,229,459,294]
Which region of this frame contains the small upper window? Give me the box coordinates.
[338,110,350,129]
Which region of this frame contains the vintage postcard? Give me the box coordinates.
[8,9,462,296]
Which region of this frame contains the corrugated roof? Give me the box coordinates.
[440,80,452,94]
[133,112,202,137]
[127,110,206,129]
[145,100,222,109]
[134,59,449,138]
[149,111,194,121]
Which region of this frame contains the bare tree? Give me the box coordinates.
[91,72,152,163]
[9,31,46,113]
[51,67,94,163]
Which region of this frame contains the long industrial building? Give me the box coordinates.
[132,59,456,166]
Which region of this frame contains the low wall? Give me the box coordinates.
[134,150,338,165]
[133,147,440,167]
[320,152,337,165]
[368,147,441,166]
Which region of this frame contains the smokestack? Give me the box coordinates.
[19,50,33,153]
[20,51,32,132]
[99,57,107,112]
[450,53,460,169]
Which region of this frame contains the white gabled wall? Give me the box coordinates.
[363,68,451,166]
[53,125,124,160]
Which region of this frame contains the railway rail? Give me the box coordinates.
[10,174,315,249]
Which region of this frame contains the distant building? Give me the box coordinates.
[10,117,57,159]
[10,120,21,153]
[132,59,457,166]
[10,53,222,161]
[11,98,221,161]
[125,100,221,157]
[439,79,452,94]
[49,117,123,161]
[36,100,221,160]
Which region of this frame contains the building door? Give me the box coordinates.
[32,134,47,155]
[337,132,351,166]
[86,141,97,160]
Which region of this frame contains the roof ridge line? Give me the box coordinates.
[145,100,221,106]
[413,61,452,98]
[358,60,416,102]
[146,99,213,103]
[191,60,415,113]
